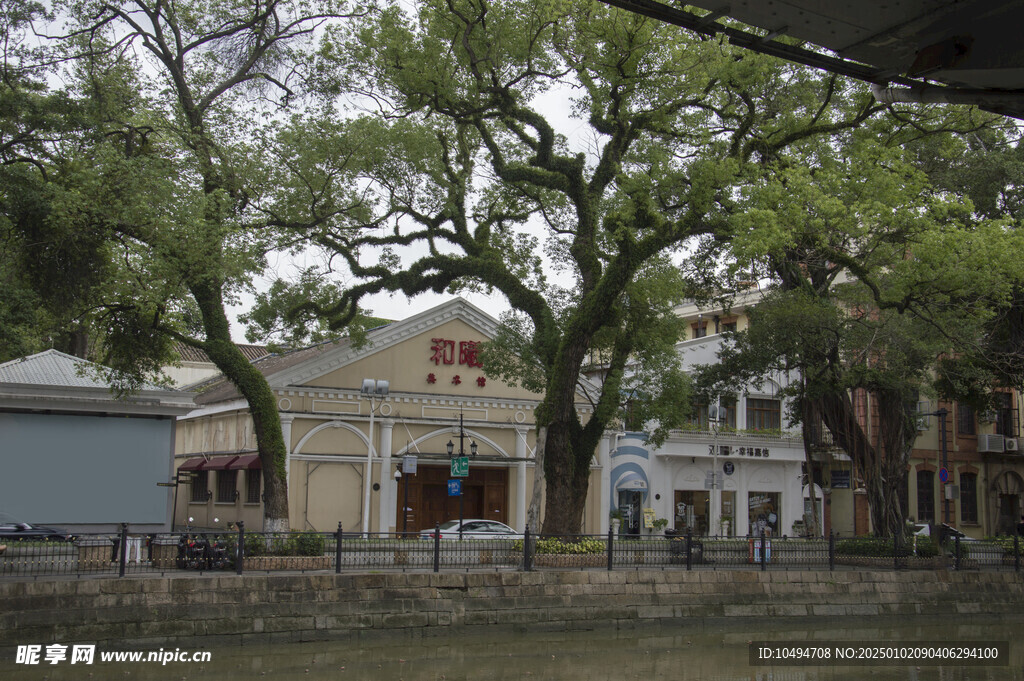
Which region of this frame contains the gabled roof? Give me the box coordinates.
[193,339,347,405]
[0,349,173,391]
[0,349,195,415]
[190,297,603,409]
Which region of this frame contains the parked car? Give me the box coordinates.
[0,512,73,541]
[419,519,521,540]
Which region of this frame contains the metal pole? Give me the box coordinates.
[686,527,692,571]
[235,520,245,576]
[433,522,441,573]
[118,523,128,578]
[760,526,767,572]
[335,522,343,574]
[828,530,835,571]
[523,524,533,572]
[607,526,614,571]
[402,469,410,534]
[362,397,375,537]
[459,409,465,541]
[939,408,949,525]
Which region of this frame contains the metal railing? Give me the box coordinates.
[2,523,1021,580]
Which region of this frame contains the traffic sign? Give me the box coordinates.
[451,456,469,477]
[939,467,949,483]
[402,455,418,474]
[448,479,462,496]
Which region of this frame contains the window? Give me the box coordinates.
[994,393,1017,437]
[721,321,737,333]
[959,472,978,524]
[746,398,781,431]
[246,469,261,504]
[956,402,976,435]
[690,397,737,429]
[692,322,707,339]
[190,471,208,503]
[916,470,935,523]
[216,470,238,503]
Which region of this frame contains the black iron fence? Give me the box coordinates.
[1,523,1021,580]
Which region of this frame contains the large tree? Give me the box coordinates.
[698,111,1024,536]
[4,0,362,531]
[278,0,939,534]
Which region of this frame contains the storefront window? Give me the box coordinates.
[748,491,780,536]
[720,491,735,537]
[675,490,710,536]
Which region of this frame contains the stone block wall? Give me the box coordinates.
[1,570,1022,648]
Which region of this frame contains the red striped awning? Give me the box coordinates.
[228,454,261,470]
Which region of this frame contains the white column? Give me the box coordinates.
[515,426,528,532]
[377,419,395,533]
[599,433,612,534]
[280,414,294,488]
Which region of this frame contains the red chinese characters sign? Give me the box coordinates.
[430,338,483,368]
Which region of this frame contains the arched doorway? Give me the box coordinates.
[992,471,1023,535]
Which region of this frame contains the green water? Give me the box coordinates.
[3,619,1021,681]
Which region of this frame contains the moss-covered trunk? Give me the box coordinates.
[192,281,290,532]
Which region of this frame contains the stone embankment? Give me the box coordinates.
[1,570,1021,647]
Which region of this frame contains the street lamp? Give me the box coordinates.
[394,468,409,535]
[360,378,389,536]
[708,399,723,537]
[921,408,950,526]
[447,408,477,540]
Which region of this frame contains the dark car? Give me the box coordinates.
[0,512,73,541]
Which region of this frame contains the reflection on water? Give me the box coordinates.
[2,619,1021,681]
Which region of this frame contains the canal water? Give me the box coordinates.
[3,619,1021,681]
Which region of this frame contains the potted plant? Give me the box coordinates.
[610,509,624,534]
[652,517,669,535]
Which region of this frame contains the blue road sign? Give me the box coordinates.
[939,467,949,483]
[448,479,462,496]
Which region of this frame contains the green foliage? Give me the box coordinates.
[834,536,936,558]
[529,537,606,555]
[233,532,326,557]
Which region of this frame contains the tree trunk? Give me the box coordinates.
[192,281,290,531]
[526,425,547,533]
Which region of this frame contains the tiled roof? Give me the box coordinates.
[173,342,269,364]
[193,339,349,405]
[0,349,166,391]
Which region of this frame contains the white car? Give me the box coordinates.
[419,519,521,540]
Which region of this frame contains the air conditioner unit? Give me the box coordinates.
[1005,438,1019,452]
[978,433,1006,453]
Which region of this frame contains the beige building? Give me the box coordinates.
[173,299,609,533]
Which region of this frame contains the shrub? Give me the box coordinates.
[531,538,605,555]
[289,532,326,556]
